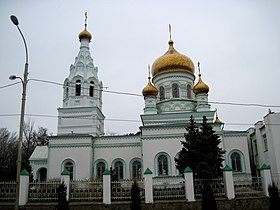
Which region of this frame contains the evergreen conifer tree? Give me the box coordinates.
[175,116,225,178]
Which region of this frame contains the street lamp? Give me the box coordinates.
[10,15,29,210]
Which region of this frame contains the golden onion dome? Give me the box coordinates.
[142,76,158,97]
[215,110,222,123]
[193,74,209,94]
[151,39,195,77]
[79,24,92,41]
[215,115,222,123]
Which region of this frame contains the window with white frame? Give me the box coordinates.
[158,155,169,176]
[187,84,191,99]
[262,134,268,151]
[114,161,124,180]
[231,152,242,172]
[159,86,165,101]
[64,161,74,180]
[132,160,141,179]
[172,83,179,98]
[89,81,94,97]
[75,80,81,96]
[96,162,105,179]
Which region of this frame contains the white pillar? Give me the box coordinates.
[19,169,29,206]
[223,165,235,200]
[183,167,195,202]
[61,168,70,201]
[144,168,153,203]
[260,164,272,197]
[103,169,111,204]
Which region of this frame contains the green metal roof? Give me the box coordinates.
[29,146,48,161]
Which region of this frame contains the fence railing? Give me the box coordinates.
[70,179,103,202]
[28,180,60,202]
[111,179,144,201]
[0,181,16,202]
[153,176,185,200]
[194,177,225,199]
[233,174,263,197]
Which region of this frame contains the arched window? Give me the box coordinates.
[159,86,165,101]
[132,161,141,179]
[38,168,47,182]
[231,152,242,172]
[96,162,105,179]
[187,84,191,99]
[64,161,74,180]
[172,83,179,98]
[158,155,168,176]
[114,161,124,180]
[75,80,81,96]
[65,82,69,98]
[89,81,94,97]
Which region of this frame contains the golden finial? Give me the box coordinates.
[148,65,151,80]
[198,62,201,76]
[169,24,172,40]
[85,12,88,27]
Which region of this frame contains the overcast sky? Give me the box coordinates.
[1,0,280,135]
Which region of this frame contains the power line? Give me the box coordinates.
[1,113,280,126]
[1,78,280,108]
[0,81,21,89]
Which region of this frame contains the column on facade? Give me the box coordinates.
[223,165,235,200]
[183,167,195,202]
[19,169,29,206]
[260,163,272,197]
[144,168,153,203]
[103,169,111,204]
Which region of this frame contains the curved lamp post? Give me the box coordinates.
[10,15,29,210]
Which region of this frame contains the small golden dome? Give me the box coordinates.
[79,24,92,41]
[193,74,209,94]
[151,40,195,77]
[215,111,222,123]
[142,76,158,97]
[215,115,222,123]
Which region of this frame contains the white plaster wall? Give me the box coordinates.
[264,113,280,175]
[30,161,47,180]
[48,146,92,180]
[93,145,141,179]
[224,134,251,174]
[142,136,183,176]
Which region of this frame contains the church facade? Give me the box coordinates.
[30,21,254,181]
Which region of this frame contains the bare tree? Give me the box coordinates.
[0,128,18,180]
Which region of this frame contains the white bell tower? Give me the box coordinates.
[57,13,105,136]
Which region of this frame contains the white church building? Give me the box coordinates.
[30,20,267,182]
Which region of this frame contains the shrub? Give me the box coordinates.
[268,182,280,210]
[202,182,217,210]
[131,180,141,210]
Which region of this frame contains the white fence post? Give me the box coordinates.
[223,165,235,200]
[260,163,272,197]
[61,168,70,201]
[19,169,29,206]
[103,169,111,204]
[144,168,153,203]
[183,167,195,202]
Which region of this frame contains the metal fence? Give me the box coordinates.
[70,179,103,202]
[28,180,60,202]
[0,181,16,202]
[153,176,185,200]
[111,179,144,201]
[233,174,263,197]
[194,177,225,199]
